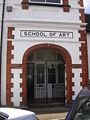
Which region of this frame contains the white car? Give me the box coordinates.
[0,108,37,120]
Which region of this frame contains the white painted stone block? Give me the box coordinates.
[11,69,22,106]
[72,69,82,100]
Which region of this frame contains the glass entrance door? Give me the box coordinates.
[33,61,65,103]
[47,62,65,102]
[27,50,65,105]
[34,62,46,103]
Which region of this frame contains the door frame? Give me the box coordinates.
[22,44,72,106]
[27,60,66,104]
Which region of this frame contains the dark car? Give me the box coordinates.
[65,85,90,120]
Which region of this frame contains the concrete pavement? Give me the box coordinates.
[29,105,69,120]
[37,112,68,120]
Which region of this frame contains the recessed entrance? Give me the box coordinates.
[27,49,65,105]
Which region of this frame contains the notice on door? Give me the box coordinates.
[20,30,73,39]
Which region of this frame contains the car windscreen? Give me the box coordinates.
[71,97,90,120]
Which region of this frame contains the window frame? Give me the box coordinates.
[29,0,62,5]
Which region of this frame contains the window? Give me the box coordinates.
[58,64,65,83]
[48,64,56,84]
[30,0,62,4]
[37,64,44,84]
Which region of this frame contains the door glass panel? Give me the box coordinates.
[27,54,33,62]
[48,64,56,84]
[36,51,45,60]
[36,50,56,61]
[58,64,65,83]
[57,52,64,62]
[27,63,34,103]
[37,64,44,84]
[47,50,56,60]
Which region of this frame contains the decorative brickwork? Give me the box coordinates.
[63,0,69,12]
[79,30,88,87]
[8,27,15,39]
[78,0,88,87]
[79,30,87,41]
[22,44,72,105]
[79,43,88,87]
[7,27,15,105]
[79,9,85,23]
[22,0,29,9]
[72,64,82,68]
[78,0,84,7]
[72,91,75,95]
[7,41,23,106]
[6,41,14,106]
[72,72,75,97]
[78,0,85,23]
[20,73,23,106]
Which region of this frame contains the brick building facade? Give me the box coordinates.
[0,0,89,107]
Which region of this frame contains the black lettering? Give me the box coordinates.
[49,32,53,36]
[59,33,62,37]
[24,31,28,36]
[32,32,37,36]
[40,32,44,36]
[36,32,39,36]
[67,33,70,37]
[53,32,56,36]
[28,32,32,36]
[63,33,66,37]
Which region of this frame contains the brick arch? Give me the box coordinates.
[21,44,72,106]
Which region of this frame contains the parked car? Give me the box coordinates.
[65,85,90,120]
[0,107,37,120]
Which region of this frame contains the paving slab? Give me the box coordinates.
[37,112,68,120]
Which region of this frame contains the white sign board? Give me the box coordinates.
[20,30,73,39]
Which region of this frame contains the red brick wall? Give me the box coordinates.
[63,0,69,12]
[79,0,85,23]
[79,30,88,87]
[78,0,88,87]
[6,27,15,105]
[8,27,15,39]
[22,0,29,10]
[7,42,14,106]
[78,0,83,7]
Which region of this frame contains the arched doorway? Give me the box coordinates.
[22,44,72,106]
[27,49,65,105]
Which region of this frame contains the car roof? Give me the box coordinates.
[78,85,90,97]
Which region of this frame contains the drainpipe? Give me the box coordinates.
[0,0,6,105]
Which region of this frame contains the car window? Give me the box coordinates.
[74,97,90,120]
